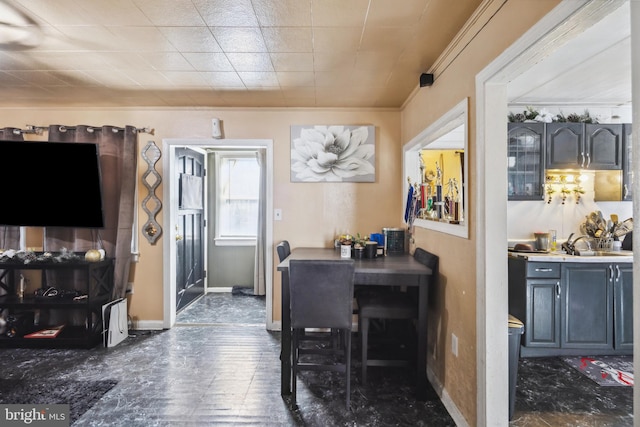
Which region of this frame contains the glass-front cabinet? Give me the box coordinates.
[508,123,545,200]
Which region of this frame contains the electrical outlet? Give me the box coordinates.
[274,209,282,220]
[452,333,458,357]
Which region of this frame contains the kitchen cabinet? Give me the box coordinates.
[508,256,632,357]
[545,123,622,170]
[614,263,633,350]
[508,259,561,349]
[622,123,633,200]
[560,263,612,350]
[507,123,545,200]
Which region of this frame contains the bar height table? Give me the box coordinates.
[277,247,433,400]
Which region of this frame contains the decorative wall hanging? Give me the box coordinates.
[141,141,162,244]
[290,125,375,182]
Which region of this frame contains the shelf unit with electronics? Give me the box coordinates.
[0,253,114,349]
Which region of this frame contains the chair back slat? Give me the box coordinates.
[276,240,291,262]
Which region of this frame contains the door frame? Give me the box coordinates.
[475,0,633,424]
[162,138,274,330]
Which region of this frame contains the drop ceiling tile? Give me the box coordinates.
[311,0,369,27]
[276,71,315,86]
[314,70,353,87]
[226,53,273,72]
[76,0,153,26]
[0,70,32,86]
[360,26,415,52]
[238,71,280,87]
[132,0,206,26]
[5,70,70,86]
[0,52,38,70]
[201,72,245,87]
[313,52,357,72]
[262,28,313,52]
[139,52,194,71]
[271,53,314,72]
[192,0,259,27]
[82,69,140,87]
[111,27,178,52]
[100,52,153,69]
[366,0,428,27]
[210,27,268,53]
[120,69,172,87]
[183,53,234,71]
[161,71,210,86]
[46,25,120,52]
[312,27,362,52]
[13,0,94,25]
[158,27,221,53]
[253,0,311,26]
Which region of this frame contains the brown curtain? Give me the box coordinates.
[43,125,138,298]
[0,128,24,250]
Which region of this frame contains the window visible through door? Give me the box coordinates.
[214,151,260,246]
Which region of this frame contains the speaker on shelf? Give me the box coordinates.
[420,73,434,87]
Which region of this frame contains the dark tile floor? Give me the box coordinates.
[0,292,633,426]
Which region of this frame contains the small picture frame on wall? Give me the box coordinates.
[290,125,375,182]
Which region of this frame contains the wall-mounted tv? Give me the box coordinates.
[0,140,105,228]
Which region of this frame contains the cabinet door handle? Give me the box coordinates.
[623,184,629,199]
[580,152,585,168]
[585,152,591,168]
[535,268,553,272]
[615,265,621,282]
[609,265,614,281]
[555,282,561,298]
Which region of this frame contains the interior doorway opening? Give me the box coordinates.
[162,138,274,331]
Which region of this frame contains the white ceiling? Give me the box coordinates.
[507,2,631,108]
[0,0,482,108]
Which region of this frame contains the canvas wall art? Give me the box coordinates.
[290,125,375,182]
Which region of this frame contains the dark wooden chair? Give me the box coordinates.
[289,259,355,409]
[276,240,291,262]
[357,248,438,385]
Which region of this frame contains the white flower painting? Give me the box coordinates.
[290,125,375,182]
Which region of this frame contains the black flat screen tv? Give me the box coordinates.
[0,140,105,228]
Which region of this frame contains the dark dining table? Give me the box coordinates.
[277,247,434,400]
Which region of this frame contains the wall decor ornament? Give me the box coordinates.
[290,125,375,182]
[141,140,162,244]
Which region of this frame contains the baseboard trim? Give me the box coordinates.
[427,365,470,427]
[133,320,164,330]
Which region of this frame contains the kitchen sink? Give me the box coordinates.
[576,250,632,257]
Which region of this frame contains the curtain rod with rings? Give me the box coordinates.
[13,125,155,135]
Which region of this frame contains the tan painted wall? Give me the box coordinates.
[0,107,402,323]
[401,0,561,425]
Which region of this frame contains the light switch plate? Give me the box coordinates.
[274,209,282,220]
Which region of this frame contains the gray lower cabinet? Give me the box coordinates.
[560,263,612,350]
[508,257,632,356]
[614,263,633,350]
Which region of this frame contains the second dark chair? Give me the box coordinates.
[289,259,355,409]
[357,247,438,385]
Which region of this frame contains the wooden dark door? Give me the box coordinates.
[175,147,206,312]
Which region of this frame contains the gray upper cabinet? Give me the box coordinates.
[508,123,545,200]
[546,123,623,170]
[623,124,633,200]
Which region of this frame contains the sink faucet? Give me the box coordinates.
[561,233,592,255]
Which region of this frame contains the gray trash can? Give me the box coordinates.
[508,315,524,420]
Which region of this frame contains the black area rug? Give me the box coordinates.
[232,285,260,296]
[562,356,634,386]
[0,379,117,424]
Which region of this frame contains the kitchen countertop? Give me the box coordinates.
[508,250,633,263]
